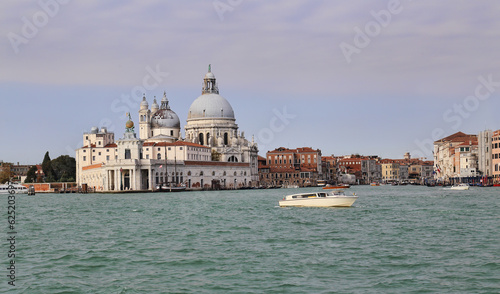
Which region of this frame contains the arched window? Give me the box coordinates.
[188,171,191,176]
[228,156,238,162]
[200,171,204,176]
[224,133,229,145]
[206,133,210,145]
[223,171,226,176]
[212,171,215,176]
[157,153,161,159]
[234,171,237,176]
[199,133,204,145]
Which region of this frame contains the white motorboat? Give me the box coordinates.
[450,183,469,190]
[279,191,358,207]
[0,183,29,194]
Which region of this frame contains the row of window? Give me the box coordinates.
[83,155,116,162]
[269,158,316,164]
[83,148,115,153]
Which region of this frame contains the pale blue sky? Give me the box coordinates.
[1,0,500,164]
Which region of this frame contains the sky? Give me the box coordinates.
[1,0,500,164]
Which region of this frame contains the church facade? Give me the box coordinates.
[75,66,259,191]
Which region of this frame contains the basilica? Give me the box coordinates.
[76,66,259,191]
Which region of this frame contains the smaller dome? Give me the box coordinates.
[140,95,149,109]
[151,109,180,128]
[90,126,98,134]
[151,98,159,111]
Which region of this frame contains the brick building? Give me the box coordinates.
[259,147,322,187]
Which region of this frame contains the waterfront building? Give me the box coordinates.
[492,130,500,183]
[399,164,409,181]
[338,157,362,181]
[433,132,477,183]
[455,140,479,178]
[478,130,493,177]
[262,147,322,187]
[76,66,259,191]
[361,158,381,184]
[321,156,338,183]
[381,161,400,182]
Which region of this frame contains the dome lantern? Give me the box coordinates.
[202,64,219,95]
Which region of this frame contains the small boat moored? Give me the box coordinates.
[155,183,186,192]
[279,191,358,207]
[450,183,470,190]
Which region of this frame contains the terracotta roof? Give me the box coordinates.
[434,132,476,143]
[267,147,320,154]
[456,140,478,147]
[82,163,103,170]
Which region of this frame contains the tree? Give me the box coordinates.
[51,155,76,182]
[0,162,14,184]
[42,151,56,182]
[25,165,37,183]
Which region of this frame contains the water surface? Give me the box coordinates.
[4,186,500,293]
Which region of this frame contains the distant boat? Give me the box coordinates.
[0,183,28,194]
[155,183,186,192]
[323,184,350,190]
[370,183,380,186]
[316,180,327,187]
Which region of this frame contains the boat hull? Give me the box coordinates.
[0,184,28,194]
[279,196,357,207]
[450,186,469,190]
[156,187,186,192]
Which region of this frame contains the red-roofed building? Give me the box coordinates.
[260,147,322,187]
[434,131,478,183]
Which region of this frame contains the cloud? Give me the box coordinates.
[1,0,500,97]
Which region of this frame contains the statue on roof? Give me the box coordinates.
[125,112,135,133]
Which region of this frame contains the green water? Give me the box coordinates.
[3,186,500,293]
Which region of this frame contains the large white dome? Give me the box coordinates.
[187,93,235,120]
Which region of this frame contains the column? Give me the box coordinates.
[131,168,136,190]
[148,167,152,191]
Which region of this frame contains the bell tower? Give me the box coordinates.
[138,94,151,140]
